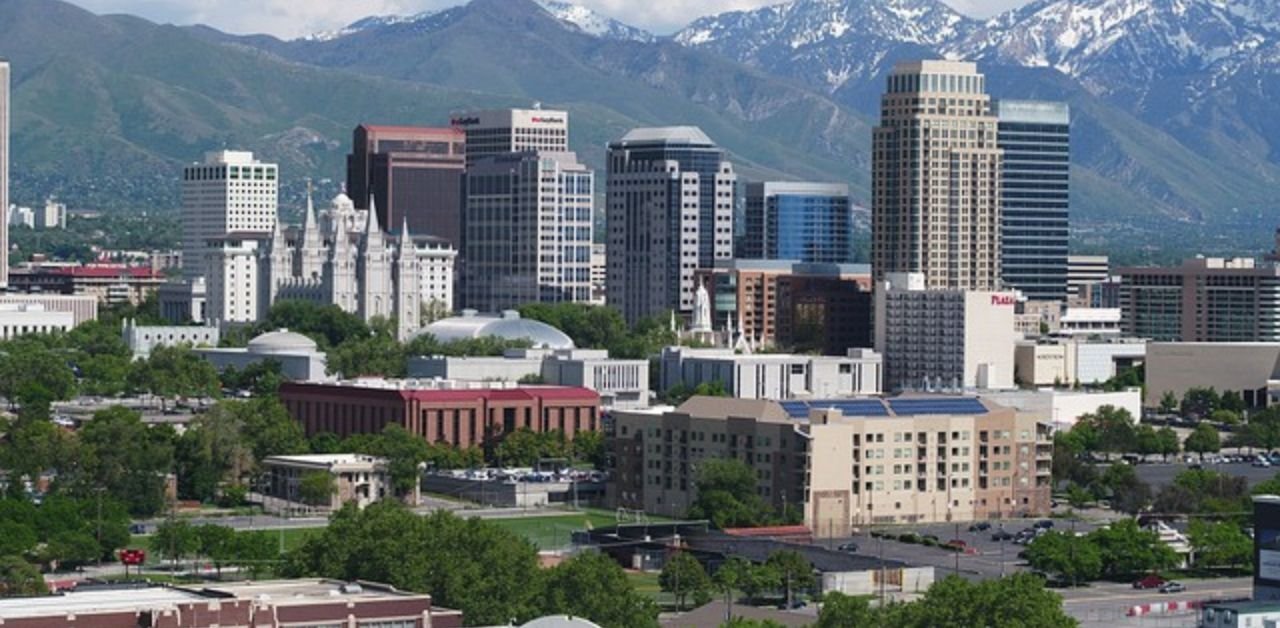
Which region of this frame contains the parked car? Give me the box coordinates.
[1254,457,1272,468]
[968,521,991,532]
[1034,520,1055,529]
[1159,581,1186,594]
[945,539,967,551]
[991,530,1014,542]
[1133,574,1167,589]
[837,542,859,553]
[776,599,807,610]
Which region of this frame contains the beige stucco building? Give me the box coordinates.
[608,396,1051,537]
[1145,342,1280,409]
[261,454,402,511]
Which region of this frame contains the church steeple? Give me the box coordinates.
[298,179,325,280]
[394,218,421,342]
[362,199,386,253]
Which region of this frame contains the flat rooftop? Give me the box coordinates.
[0,580,429,619]
[200,579,420,603]
[263,453,384,467]
[0,586,208,619]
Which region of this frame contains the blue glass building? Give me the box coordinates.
[740,182,852,264]
[994,100,1071,302]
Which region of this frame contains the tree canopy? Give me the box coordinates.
[284,502,658,627]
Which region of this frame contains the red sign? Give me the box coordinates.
[119,549,146,566]
[990,295,1016,306]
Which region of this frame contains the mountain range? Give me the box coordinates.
[3,0,1279,259]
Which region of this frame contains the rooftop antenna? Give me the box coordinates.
[532,101,543,110]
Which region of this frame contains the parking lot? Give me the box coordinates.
[828,518,1103,581]
[1132,457,1280,489]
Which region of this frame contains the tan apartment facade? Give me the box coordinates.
[608,396,1051,536]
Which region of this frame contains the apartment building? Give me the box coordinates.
[875,272,1019,391]
[608,396,1051,535]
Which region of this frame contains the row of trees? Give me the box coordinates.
[150,520,279,576]
[686,459,802,529]
[1158,387,1249,419]
[282,501,658,627]
[2,405,178,516]
[517,302,677,360]
[715,575,1074,628]
[1026,515,1252,583]
[661,551,815,614]
[1024,519,1180,584]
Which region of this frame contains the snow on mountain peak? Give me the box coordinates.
[534,0,655,42]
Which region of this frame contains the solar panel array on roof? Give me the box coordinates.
[887,398,988,416]
[780,399,889,419]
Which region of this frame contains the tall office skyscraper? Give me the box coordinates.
[995,100,1070,302]
[346,124,465,245]
[451,108,569,167]
[872,60,1002,290]
[606,127,736,325]
[181,151,278,280]
[741,182,852,264]
[462,151,594,311]
[0,60,9,289]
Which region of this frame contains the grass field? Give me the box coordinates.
[489,512,617,549]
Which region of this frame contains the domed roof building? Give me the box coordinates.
[247,329,319,355]
[196,328,332,383]
[418,310,574,350]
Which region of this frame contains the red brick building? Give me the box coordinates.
[0,580,462,627]
[279,381,601,448]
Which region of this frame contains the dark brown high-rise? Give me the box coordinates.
[346,124,465,244]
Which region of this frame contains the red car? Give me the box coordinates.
[945,539,967,550]
[1133,574,1166,589]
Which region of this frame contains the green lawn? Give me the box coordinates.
[489,512,618,549]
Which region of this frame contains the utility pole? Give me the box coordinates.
[953,521,960,574]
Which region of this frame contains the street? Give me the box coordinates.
[1060,577,1251,628]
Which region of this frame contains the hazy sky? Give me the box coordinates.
[67,0,1031,39]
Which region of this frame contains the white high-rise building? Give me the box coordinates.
[182,151,277,279]
[462,151,593,311]
[205,234,265,324]
[0,60,10,288]
[452,108,569,167]
[417,240,456,318]
[874,272,1018,392]
[606,127,736,325]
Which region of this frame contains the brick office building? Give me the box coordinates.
[278,380,600,448]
